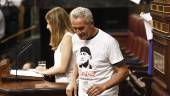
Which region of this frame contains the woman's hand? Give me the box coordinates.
[35,66,46,71]
[35,66,46,74]
[66,83,77,96]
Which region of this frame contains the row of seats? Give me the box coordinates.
[128,14,147,40]
[120,14,151,96]
[124,32,148,67]
[124,14,148,67]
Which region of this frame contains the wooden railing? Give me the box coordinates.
[0,25,37,44]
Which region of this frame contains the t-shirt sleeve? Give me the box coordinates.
[107,38,124,65]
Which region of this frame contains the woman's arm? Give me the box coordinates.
[37,34,72,75]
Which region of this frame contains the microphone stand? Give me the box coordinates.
[15,42,32,81]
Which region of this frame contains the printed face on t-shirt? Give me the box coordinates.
[77,46,95,80]
[77,46,92,69]
[80,52,91,64]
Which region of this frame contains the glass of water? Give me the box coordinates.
[37,61,46,70]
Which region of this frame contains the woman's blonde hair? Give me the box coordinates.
[45,7,73,50]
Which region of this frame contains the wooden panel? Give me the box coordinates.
[152,30,170,96]
[151,1,170,95]
[0,80,67,96]
[151,1,170,36]
[151,1,170,14]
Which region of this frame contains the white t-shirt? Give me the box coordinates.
[54,32,74,83]
[72,29,124,96]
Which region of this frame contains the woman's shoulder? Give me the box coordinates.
[65,32,74,36]
[62,32,73,43]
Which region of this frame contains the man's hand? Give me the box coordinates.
[87,84,106,96]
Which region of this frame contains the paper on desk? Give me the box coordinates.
[140,13,152,22]
[144,21,153,40]
[140,13,153,40]
[10,69,43,77]
[129,0,141,4]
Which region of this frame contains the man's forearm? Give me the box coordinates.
[70,63,78,84]
[103,65,129,90]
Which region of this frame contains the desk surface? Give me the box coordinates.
[0,79,68,96]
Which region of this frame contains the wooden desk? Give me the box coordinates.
[0,80,68,96]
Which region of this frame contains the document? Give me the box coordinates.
[10,69,43,77]
[129,0,141,4]
[140,12,153,40]
[144,21,153,40]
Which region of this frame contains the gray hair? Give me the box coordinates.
[70,7,94,24]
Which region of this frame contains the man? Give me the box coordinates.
[66,7,129,96]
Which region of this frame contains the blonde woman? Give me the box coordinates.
[36,7,74,83]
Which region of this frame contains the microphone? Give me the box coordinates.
[15,41,32,80]
[20,40,32,51]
